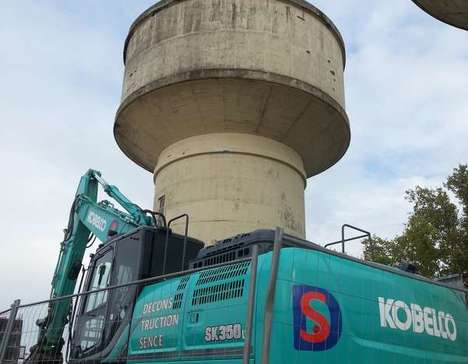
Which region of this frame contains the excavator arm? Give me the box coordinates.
[27,169,158,362]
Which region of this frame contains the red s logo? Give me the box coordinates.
[299,291,330,343]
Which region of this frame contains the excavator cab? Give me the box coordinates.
[70,227,203,362]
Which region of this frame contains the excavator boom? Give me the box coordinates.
[27,169,156,361]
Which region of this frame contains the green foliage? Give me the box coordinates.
[363,164,468,278]
[363,236,397,266]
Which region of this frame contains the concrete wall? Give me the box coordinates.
[123,0,346,107]
[154,133,306,243]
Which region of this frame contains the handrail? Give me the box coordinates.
[143,209,167,228]
[163,214,190,274]
[324,224,371,253]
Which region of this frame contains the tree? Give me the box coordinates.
[363,165,468,278]
[445,165,468,274]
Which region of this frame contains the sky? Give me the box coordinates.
[0,1,467,309]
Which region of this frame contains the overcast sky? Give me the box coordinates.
[0,1,467,309]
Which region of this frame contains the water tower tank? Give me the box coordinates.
[115,0,350,244]
[412,0,468,30]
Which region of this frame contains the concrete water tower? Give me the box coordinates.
[114,0,350,244]
[412,0,468,30]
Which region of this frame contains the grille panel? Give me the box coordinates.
[173,276,190,309]
[191,261,250,306]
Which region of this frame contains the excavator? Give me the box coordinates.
[9,169,468,363]
[24,169,203,362]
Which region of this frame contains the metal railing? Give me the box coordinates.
[163,214,190,274]
[324,224,372,253]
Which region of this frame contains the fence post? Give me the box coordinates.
[242,244,259,364]
[261,227,283,364]
[0,299,21,363]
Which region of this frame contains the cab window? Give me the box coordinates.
[84,252,112,312]
[75,250,113,353]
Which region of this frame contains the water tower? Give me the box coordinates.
[412,0,468,30]
[114,0,350,244]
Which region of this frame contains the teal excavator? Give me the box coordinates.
[19,170,468,363]
[25,169,187,362]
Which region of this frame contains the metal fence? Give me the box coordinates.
[1,227,466,364]
[0,251,258,364]
[0,280,166,362]
[0,298,71,363]
[0,300,30,363]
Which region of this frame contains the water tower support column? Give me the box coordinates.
[154,133,306,244]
